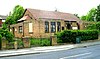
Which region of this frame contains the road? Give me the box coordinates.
[0,45,100,59]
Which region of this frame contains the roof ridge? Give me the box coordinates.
[26,8,72,14]
[25,8,80,22]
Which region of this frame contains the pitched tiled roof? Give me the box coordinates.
[26,8,80,22]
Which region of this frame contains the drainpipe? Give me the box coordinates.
[23,21,24,38]
[39,20,40,38]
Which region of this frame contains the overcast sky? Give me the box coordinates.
[0,0,100,16]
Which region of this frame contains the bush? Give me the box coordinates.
[17,39,24,48]
[87,22,100,31]
[56,30,98,43]
[30,38,50,46]
[0,29,14,42]
[7,41,14,49]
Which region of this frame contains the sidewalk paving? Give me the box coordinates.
[0,40,100,57]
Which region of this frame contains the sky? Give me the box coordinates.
[0,0,100,16]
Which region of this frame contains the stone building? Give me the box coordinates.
[10,8,82,38]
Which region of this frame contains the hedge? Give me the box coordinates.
[30,38,51,46]
[56,30,98,43]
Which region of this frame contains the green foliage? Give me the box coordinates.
[5,16,16,25]
[0,22,14,42]
[0,29,14,42]
[87,22,100,31]
[81,8,96,21]
[80,4,100,21]
[86,8,96,21]
[17,39,24,48]
[0,5,24,42]
[6,42,14,49]
[95,4,100,21]
[41,39,50,46]
[2,23,8,30]
[80,15,86,20]
[56,30,98,43]
[30,38,50,46]
[12,5,25,23]
[5,5,24,25]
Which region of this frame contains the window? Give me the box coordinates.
[51,22,56,33]
[19,26,22,33]
[45,21,49,33]
[29,23,33,33]
[57,22,61,32]
[62,27,64,30]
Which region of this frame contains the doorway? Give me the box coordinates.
[65,21,72,30]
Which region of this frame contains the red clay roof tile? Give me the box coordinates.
[26,8,80,22]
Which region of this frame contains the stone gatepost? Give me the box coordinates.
[22,37,30,48]
[14,38,18,49]
[1,37,7,50]
[50,36,57,46]
[98,33,100,40]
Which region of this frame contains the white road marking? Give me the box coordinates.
[60,52,92,59]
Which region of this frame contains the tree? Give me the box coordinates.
[0,28,14,42]
[5,5,24,25]
[80,4,100,21]
[81,8,96,21]
[95,4,100,21]
[1,5,24,42]
[74,14,80,18]
[80,15,86,20]
[12,5,25,23]
[86,8,96,21]
[86,22,100,31]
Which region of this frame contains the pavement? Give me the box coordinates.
[0,40,100,57]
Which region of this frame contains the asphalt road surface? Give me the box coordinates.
[0,45,100,59]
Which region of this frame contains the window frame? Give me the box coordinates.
[51,22,56,33]
[19,26,23,33]
[45,21,49,33]
[57,22,61,32]
[29,22,33,33]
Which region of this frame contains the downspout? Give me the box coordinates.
[23,21,24,37]
[39,20,41,38]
